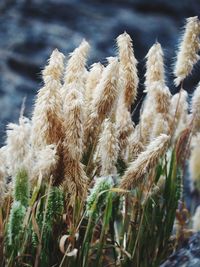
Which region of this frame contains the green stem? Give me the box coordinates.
[95,193,113,267]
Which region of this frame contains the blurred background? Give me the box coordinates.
[0,0,200,143]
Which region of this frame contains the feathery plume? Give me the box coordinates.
[120,134,170,190]
[189,133,200,191]
[117,32,138,109]
[31,50,64,149]
[140,43,170,143]
[116,102,134,160]
[144,43,169,107]
[193,206,200,232]
[140,81,171,144]
[145,42,165,89]
[139,104,155,144]
[0,146,7,177]
[191,83,200,133]
[150,113,170,140]
[171,90,188,123]
[85,62,104,108]
[42,48,65,84]
[62,158,88,207]
[31,144,58,183]
[0,147,7,206]
[63,89,84,161]
[170,90,189,138]
[98,119,119,176]
[62,83,87,205]
[61,40,90,98]
[92,58,119,120]
[5,117,31,176]
[128,126,144,161]
[174,16,200,87]
[0,179,6,207]
[149,82,171,115]
[84,58,119,145]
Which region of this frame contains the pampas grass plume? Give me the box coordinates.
[63,88,84,161]
[62,39,90,98]
[191,82,200,133]
[63,158,88,207]
[116,102,134,160]
[98,119,119,176]
[145,42,165,89]
[120,134,170,190]
[189,133,200,191]
[31,50,64,149]
[85,62,104,109]
[174,16,200,86]
[84,58,119,145]
[117,32,138,109]
[92,58,119,121]
[42,48,65,84]
[5,117,31,175]
[193,206,200,232]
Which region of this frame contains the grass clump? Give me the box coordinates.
[0,16,200,267]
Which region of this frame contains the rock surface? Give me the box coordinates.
[161,232,200,267]
[0,0,200,142]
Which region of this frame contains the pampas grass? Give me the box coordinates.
[174,16,200,87]
[120,134,170,190]
[0,17,200,267]
[117,32,138,110]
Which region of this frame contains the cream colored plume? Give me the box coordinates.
[42,48,65,84]
[128,125,144,161]
[145,42,165,89]
[140,43,170,144]
[92,58,119,120]
[151,114,170,140]
[63,88,84,161]
[189,133,200,191]
[98,119,119,176]
[117,32,138,109]
[31,144,58,183]
[62,40,90,98]
[62,82,88,204]
[85,62,104,108]
[193,206,200,232]
[170,90,188,123]
[84,58,119,146]
[0,179,6,207]
[63,157,88,207]
[5,117,31,176]
[120,134,170,190]
[170,89,188,138]
[0,147,7,206]
[140,104,155,144]
[143,43,169,107]
[116,102,134,161]
[174,16,200,87]
[153,83,171,114]
[31,50,64,149]
[191,83,200,133]
[0,146,7,177]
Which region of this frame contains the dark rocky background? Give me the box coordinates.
[0,0,200,142]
